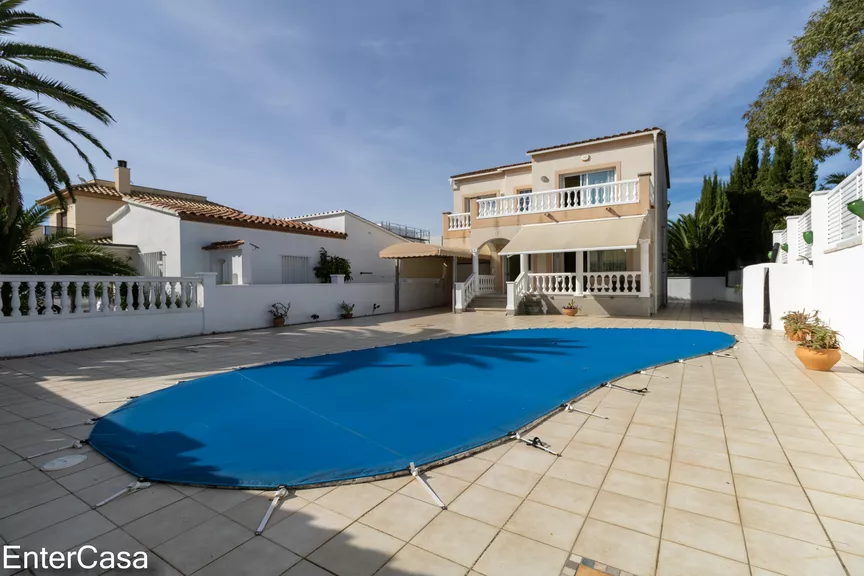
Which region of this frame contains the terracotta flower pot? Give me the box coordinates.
[795,347,840,371]
[340,313,353,320]
[561,308,578,316]
[272,317,285,327]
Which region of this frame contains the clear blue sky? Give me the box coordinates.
[18,0,860,232]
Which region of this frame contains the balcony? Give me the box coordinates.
[30,225,75,241]
[447,179,640,230]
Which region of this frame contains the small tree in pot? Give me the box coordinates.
[339,301,355,319]
[268,302,290,327]
[795,323,841,371]
[562,299,581,317]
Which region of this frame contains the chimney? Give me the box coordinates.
[114,160,131,194]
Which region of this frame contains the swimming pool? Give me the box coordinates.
[89,327,734,489]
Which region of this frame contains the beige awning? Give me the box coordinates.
[379,243,489,261]
[499,216,645,255]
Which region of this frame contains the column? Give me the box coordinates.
[639,239,650,298]
[471,248,479,277]
[574,251,584,296]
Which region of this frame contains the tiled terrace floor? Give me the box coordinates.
[1,303,863,576]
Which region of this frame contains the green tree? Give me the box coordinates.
[0,0,113,225]
[765,136,794,205]
[820,172,848,188]
[0,203,135,274]
[667,211,726,277]
[755,141,772,196]
[741,133,760,190]
[744,0,864,161]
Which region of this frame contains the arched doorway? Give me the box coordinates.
[474,238,511,293]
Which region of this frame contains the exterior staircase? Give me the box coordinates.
[466,293,507,312]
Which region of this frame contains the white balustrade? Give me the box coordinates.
[826,167,863,247]
[799,209,812,261]
[448,212,471,230]
[584,271,642,295]
[454,272,478,311]
[780,229,788,263]
[528,273,580,294]
[0,275,202,320]
[477,179,639,219]
[477,274,495,294]
[506,271,528,313]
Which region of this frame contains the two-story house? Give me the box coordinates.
[442,128,669,316]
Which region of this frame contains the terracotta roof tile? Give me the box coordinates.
[526,127,662,154]
[202,240,245,251]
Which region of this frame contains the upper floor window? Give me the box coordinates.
[516,187,533,212]
[57,210,67,229]
[561,169,616,208]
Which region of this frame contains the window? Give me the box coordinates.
[589,250,627,272]
[57,211,67,229]
[140,252,164,277]
[516,188,533,212]
[561,169,616,207]
[281,255,310,284]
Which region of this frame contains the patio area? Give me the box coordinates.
[1,303,863,576]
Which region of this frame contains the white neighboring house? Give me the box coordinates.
[91,164,408,285]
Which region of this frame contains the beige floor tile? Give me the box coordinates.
[661,508,747,562]
[371,476,413,492]
[590,478,663,533]
[620,436,673,461]
[411,510,497,567]
[838,551,864,576]
[796,468,864,499]
[97,483,185,526]
[669,462,734,495]
[561,441,617,468]
[666,482,739,524]
[726,438,787,464]
[0,493,88,541]
[190,487,257,513]
[12,509,114,552]
[436,457,493,483]
[314,483,391,520]
[729,455,798,486]
[611,451,669,481]
[224,492,308,532]
[284,559,344,576]
[573,518,659,576]
[153,515,252,575]
[124,497,217,549]
[786,449,860,477]
[739,498,830,545]
[308,522,403,576]
[474,530,568,576]
[572,428,623,449]
[777,435,842,457]
[496,444,558,474]
[264,502,352,556]
[529,421,581,444]
[656,540,750,576]
[744,527,846,575]
[806,489,864,524]
[399,472,470,506]
[674,431,727,453]
[733,475,812,512]
[194,536,300,576]
[600,469,667,505]
[360,493,441,541]
[449,484,522,527]
[627,423,675,444]
[474,442,513,463]
[504,500,584,551]
[376,544,467,576]
[292,485,335,502]
[527,475,597,515]
[821,516,864,555]
[671,445,730,472]
[475,463,542,497]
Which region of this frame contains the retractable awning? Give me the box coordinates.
[499,216,645,255]
[379,243,489,261]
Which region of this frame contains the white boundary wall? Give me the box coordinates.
[0,273,446,357]
[668,277,741,303]
[743,150,864,361]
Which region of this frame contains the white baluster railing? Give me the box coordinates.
[583,271,642,295]
[454,272,478,311]
[476,179,639,219]
[506,271,528,314]
[0,276,202,320]
[528,273,580,294]
[826,167,863,248]
[448,212,471,230]
[477,274,495,294]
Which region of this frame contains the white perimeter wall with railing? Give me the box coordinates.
[0,274,447,358]
[743,147,864,361]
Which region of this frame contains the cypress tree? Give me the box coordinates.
[765,136,793,205]
[741,134,759,190]
[755,141,772,197]
[729,156,743,191]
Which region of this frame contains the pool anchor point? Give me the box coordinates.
[26,440,84,460]
[712,351,736,359]
[638,370,668,379]
[94,479,151,508]
[602,382,649,395]
[409,462,447,509]
[256,486,289,535]
[512,432,560,457]
[564,403,608,420]
[677,359,703,367]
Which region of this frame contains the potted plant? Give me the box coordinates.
[780,310,815,342]
[339,301,355,319]
[795,323,841,371]
[561,299,581,317]
[268,302,290,327]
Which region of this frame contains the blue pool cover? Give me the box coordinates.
[89,328,735,488]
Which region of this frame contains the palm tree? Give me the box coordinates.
[0,203,135,274]
[667,211,726,277]
[0,0,112,224]
[820,172,849,189]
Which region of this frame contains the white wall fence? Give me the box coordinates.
[0,272,448,357]
[744,147,864,362]
[668,277,741,303]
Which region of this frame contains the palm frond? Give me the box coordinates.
[0,65,113,123]
[0,42,106,75]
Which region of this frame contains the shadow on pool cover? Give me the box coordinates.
[89,328,735,489]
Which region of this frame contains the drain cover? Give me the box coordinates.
[41,454,87,471]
